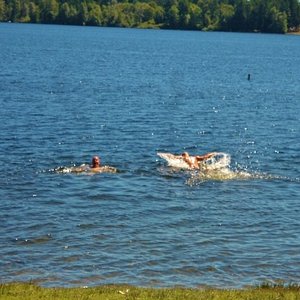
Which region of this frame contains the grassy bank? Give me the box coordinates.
[1,283,300,300]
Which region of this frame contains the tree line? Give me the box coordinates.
[1,0,300,33]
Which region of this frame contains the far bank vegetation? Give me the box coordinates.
[0,0,300,33]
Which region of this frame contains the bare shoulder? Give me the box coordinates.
[90,166,118,173]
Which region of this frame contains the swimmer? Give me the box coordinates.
[69,156,101,172]
[57,155,117,174]
[90,155,117,173]
[89,156,117,173]
[182,151,216,169]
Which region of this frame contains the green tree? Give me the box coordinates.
[86,2,102,26]
[57,2,78,24]
[219,3,234,31]
[178,0,190,28]
[0,0,6,21]
[29,2,40,23]
[9,0,21,22]
[230,0,251,31]
[150,2,164,24]
[135,2,156,24]
[197,0,218,30]
[167,3,180,27]
[58,2,71,24]
[118,3,136,27]
[266,6,287,33]
[40,0,59,23]
[78,1,89,25]
[103,3,119,26]
[207,0,220,28]
[251,1,263,31]
[1,0,299,33]
[19,1,30,22]
[287,0,300,29]
[189,3,202,29]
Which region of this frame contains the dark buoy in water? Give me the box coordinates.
[248,73,251,80]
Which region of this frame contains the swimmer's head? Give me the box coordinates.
[182,152,189,158]
[92,156,100,168]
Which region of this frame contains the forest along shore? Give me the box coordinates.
[1,0,300,34]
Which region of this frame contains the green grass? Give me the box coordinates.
[1,283,300,300]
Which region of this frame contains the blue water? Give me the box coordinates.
[0,23,299,288]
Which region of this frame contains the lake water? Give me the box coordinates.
[0,23,299,288]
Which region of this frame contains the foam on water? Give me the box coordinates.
[199,153,231,170]
[186,168,252,185]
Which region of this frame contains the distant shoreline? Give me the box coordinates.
[2,21,300,35]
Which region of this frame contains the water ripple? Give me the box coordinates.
[1,24,299,288]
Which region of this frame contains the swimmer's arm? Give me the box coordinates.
[205,152,217,158]
[90,166,118,173]
[182,157,195,168]
[196,152,216,161]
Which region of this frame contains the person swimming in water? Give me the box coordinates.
[91,155,101,169]
[72,156,101,172]
[57,155,117,174]
[89,155,117,173]
[182,151,215,169]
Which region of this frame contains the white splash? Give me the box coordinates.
[157,152,231,170]
[157,152,254,183]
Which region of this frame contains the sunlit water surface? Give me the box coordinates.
[0,23,299,288]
